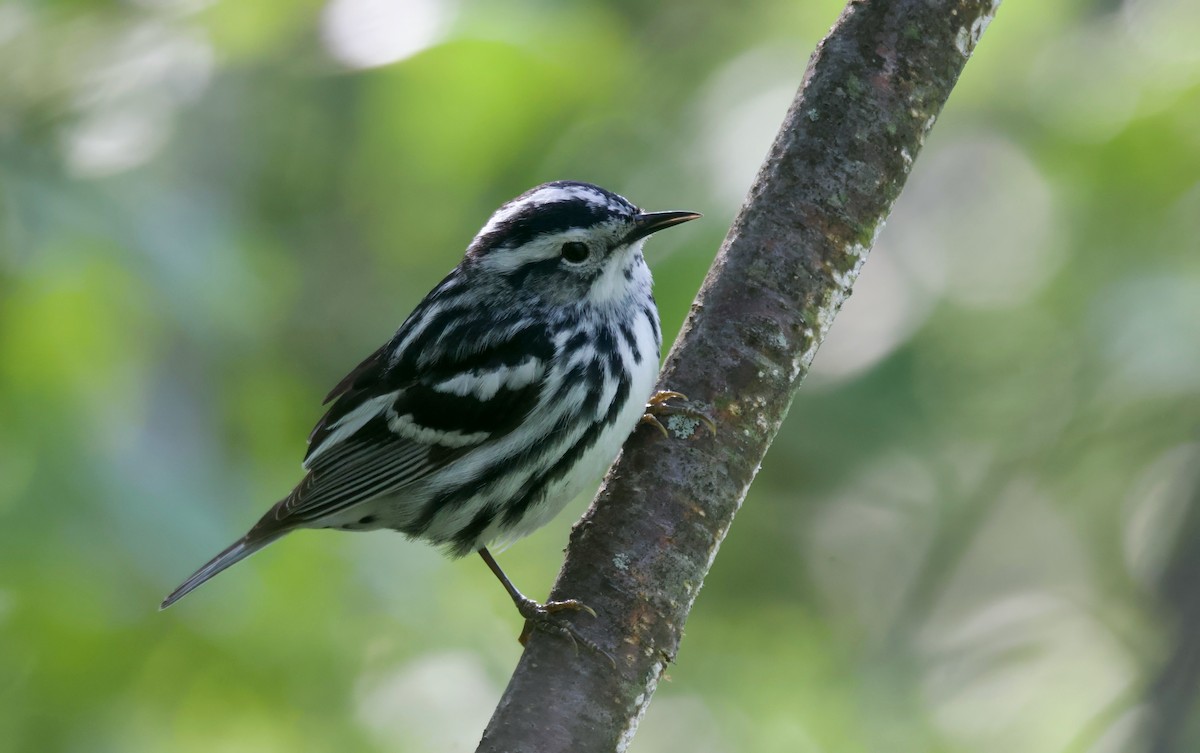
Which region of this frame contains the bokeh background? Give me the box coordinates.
[2,0,1199,751]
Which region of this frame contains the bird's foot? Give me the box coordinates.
[639,390,717,439]
[514,596,614,665]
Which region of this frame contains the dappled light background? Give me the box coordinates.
[2,1,1199,752]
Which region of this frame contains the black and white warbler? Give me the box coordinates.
[162,181,703,645]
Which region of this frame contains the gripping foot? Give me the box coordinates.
[479,548,614,665]
[639,390,717,439]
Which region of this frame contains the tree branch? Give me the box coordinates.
[1147,462,1200,753]
[477,1,1001,750]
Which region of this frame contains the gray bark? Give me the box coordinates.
[1148,461,1200,753]
[477,1,1002,750]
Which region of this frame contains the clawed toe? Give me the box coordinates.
[641,390,717,438]
[515,596,596,623]
[478,547,614,665]
[541,599,597,618]
[515,597,613,665]
[647,390,688,407]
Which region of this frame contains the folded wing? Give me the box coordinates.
[268,315,554,527]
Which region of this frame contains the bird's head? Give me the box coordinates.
[465,181,699,306]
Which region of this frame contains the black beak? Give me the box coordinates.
[626,210,702,244]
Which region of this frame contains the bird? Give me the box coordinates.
[161,181,706,647]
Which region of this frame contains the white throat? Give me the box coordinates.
[589,241,650,305]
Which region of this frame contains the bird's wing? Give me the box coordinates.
[274,315,555,524]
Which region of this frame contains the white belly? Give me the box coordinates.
[486,306,660,549]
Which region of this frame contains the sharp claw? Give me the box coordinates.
[639,413,670,439]
[514,598,611,664]
[572,602,598,619]
[641,390,717,438]
[647,390,688,407]
[542,599,597,619]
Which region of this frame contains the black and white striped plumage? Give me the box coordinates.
[162,181,699,610]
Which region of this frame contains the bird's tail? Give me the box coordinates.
[160,529,286,610]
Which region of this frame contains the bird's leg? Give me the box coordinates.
[639,390,717,439]
[477,547,612,662]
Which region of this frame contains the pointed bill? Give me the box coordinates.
[625,210,702,244]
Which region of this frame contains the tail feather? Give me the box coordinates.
[160,531,286,610]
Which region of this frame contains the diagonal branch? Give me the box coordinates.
[477,1,1002,750]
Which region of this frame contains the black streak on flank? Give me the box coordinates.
[501,369,632,527]
[413,335,616,546]
[408,411,568,542]
[617,319,642,365]
[640,301,661,350]
[598,330,624,381]
[594,326,618,363]
[455,504,498,552]
[564,330,589,354]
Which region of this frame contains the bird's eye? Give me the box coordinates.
[560,241,589,264]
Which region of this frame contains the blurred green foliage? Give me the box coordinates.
[2,0,1199,751]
